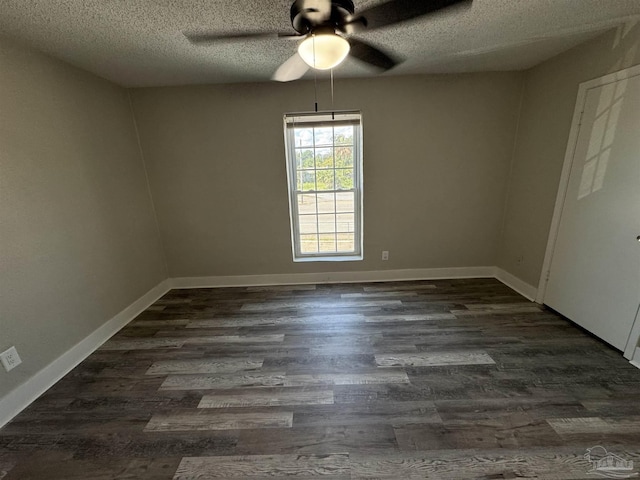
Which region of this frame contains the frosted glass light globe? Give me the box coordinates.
[298,34,350,70]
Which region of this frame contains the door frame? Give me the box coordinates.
[536,63,640,360]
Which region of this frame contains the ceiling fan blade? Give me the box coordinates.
[348,38,399,71]
[184,31,301,44]
[347,0,471,32]
[272,54,310,82]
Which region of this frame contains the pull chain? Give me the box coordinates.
[314,70,318,112]
[330,68,335,119]
[313,35,318,112]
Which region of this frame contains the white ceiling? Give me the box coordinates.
[1,0,640,87]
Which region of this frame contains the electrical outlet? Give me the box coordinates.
[1,346,22,372]
[516,255,524,265]
[382,250,389,261]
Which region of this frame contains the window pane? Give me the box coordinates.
[316,170,335,190]
[314,127,333,147]
[336,213,355,233]
[335,168,354,190]
[337,233,355,252]
[296,148,314,169]
[315,147,333,168]
[318,234,337,252]
[317,192,335,214]
[295,128,314,148]
[335,192,354,213]
[299,215,317,234]
[300,234,318,253]
[334,126,353,145]
[297,193,317,215]
[318,214,336,233]
[285,113,361,260]
[335,146,353,167]
[297,171,315,191]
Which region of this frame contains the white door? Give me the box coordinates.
[544,72,640,351]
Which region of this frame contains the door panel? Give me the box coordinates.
[544,75,640,351]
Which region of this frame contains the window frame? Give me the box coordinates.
[283,111,364,262]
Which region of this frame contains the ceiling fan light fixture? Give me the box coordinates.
[298,33,350,70]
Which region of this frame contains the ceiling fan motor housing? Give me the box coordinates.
[290,0,355,34]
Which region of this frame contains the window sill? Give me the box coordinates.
[293,255,363,263]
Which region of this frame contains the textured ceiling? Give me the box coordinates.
[1,0,640,87]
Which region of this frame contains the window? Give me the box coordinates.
[283,111,363,261]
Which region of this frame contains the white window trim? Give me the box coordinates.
[283,111,364,262]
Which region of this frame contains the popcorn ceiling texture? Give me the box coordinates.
[0,0,639,87]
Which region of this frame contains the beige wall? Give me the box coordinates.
[0,39,166,399]
[131,72,523,277]
[499,24,640,287]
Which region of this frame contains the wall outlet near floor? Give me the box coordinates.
[516,255,524,265]
[382,250,389,261]
[1,346,22,372]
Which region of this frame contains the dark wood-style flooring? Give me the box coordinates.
[1,278,640,479]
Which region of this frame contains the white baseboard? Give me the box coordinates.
[170,266,496,289]
[0,266,540,428]
[171,267,538,302]
[0,279,171,429]
[493,267,538,302]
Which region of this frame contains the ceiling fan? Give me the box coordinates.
[184,0,471,82]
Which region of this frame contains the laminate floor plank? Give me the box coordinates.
[581,398,640,416]
[350,447,640,479]
[241,300,402,311]
[547,416,640,435]
[262,354,376,372]
[340,291,418,298]
[173,453,350,479]
[199,388,334,408]
[284,370,410,387]
[146,358,263,375]
[67,430,238,459]
[364,313,456,322]
[307,343,419,356]
[234,424,397,455]
[363,283,437,292]
[253,324,451,337]
[182,334,285,345]
[99,338,185,351]
[433,396,590,422]
[186,314,365,329]
[160,372,288,390]
[282,333,384,347]
[394,413,564,450]
[451,306,544,316]
[293,400,442,427]
[375,351,496,367]
[3,278,640,480]
[3,452,181,480]
[246,285,317,292]
[145,411,293,432]
[470,301,543,310]
[128,319,190,327]
[332,383,436,404]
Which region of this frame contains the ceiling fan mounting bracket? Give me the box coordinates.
[290,0,355,35]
